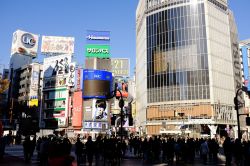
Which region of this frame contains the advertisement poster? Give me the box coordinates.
[86,30,110,45]
[43,54,72,78]
[111,58,130,77]
[92,99,108,121]
[115,77,129,98]
[11,30,39,57]
[41,36,75,54]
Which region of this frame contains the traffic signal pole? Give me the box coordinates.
[234,87,249,140]
[234,88,242,140]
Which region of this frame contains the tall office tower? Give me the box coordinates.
[136,0,240,137]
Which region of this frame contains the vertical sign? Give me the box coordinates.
[72,91,83,127]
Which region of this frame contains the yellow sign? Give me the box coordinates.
[29,99,38,107]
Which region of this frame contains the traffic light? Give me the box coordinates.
[246,117,250,126]
[234,97,238,110]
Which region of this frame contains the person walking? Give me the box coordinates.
[223,137,233,166]
[85,136,94,166]
[200,139,209,165]
[23,136,32,163]
[75,137,83,166]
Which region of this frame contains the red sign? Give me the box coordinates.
[72,91,83,127]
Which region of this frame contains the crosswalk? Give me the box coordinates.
[4,145,39,165]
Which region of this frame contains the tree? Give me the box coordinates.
[0,79,9,94]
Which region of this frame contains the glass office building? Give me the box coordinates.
[136,0,240,137]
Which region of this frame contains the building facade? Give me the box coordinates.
[18,63,43,107]
[136,0,239,137]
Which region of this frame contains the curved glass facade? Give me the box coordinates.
[147,2,210,103]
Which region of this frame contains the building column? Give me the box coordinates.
[208,125,217,139]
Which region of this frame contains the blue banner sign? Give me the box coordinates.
[82,69,113,99]
[86,30,110,45]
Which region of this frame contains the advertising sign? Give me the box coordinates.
[72,91,83,127]
[82,69,113,99]
[67,62,76,87]
[84,121,108,129]
[57,117,66,127]
[41,36,74,54]
[43,54,72,78]
[86,30,110,45]
[115,77,129,98]
[85,45,110,58]
[11,30,39,57]
[242,46,250,91]
[111,58,130,77]
[31,71,39,89]
[29,99,38,107]
[76,69,82,91]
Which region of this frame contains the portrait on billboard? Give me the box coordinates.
[94,100,108,120]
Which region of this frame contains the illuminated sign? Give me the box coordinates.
[85,45,110,58]
[82,69,113,99]
[86,30,110,45]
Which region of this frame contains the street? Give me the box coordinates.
[0,144,228,166]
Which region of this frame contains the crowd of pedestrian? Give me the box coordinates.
[3,133,250,166]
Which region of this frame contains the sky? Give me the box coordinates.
[0,0,249,76]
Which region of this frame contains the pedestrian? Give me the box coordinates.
[85,136,94,166]
[200,139,209,165]
[223,137,233,166]
[75,137,83,166]
[23,136,32,163]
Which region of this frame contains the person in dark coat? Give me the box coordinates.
[85,136,94,166]
[23,136,32,163]
[223,137,233,166]
[75,137,83,166]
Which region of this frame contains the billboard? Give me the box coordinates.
[11,30,39,57]
[111,58,130,77]
[41,36,74,54]
[115,77,128,98]
[72,91,83,127]
[85,45,110,58]
[92,99,108,121]
[67,62,76,87]
[82,69,113,99]
[43,54,72,78]
[86,30,110,45]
